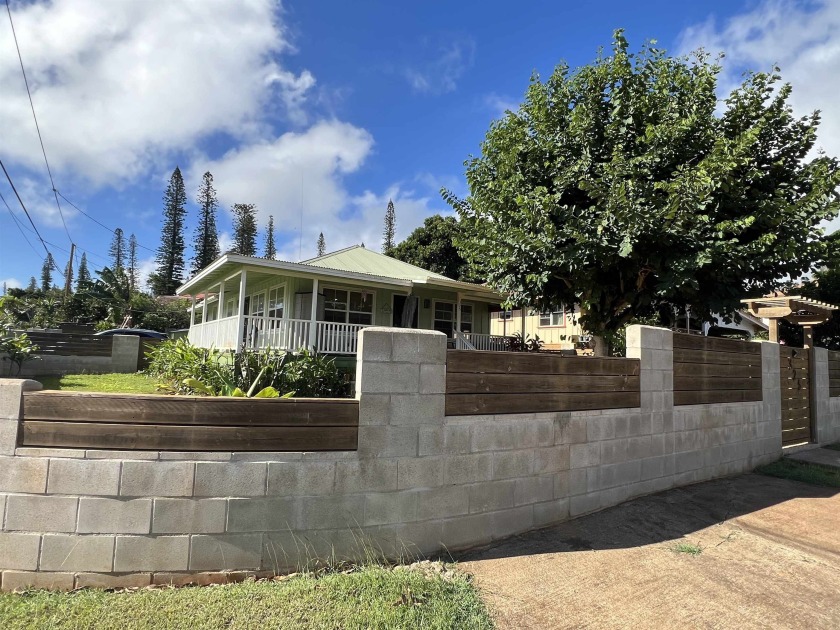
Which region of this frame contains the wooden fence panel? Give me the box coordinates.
[21,391,358,452]
[445,350,641,416]
[673,333,763,406]
[24,332,113,357]
[779,346,811,446]
[829,350,840,398]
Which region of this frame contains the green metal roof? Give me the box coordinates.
[303,245,452,282]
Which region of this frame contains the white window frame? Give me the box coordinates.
[321,285,375,325]
[538,307,566,328]
[266,283,285,320]
[498,309,513,320]
[433,300,455,338]
[460,303,474,333]
[225,298,236,318]
[249,291,266,318]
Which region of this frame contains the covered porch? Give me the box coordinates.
[180,254,507,355]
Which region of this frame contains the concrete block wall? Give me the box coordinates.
[0,326,784,590]
[812,348,840,444]
[10,334,141,377]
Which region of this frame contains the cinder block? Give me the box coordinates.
[443,453,493,485]
[675,449,704,474]
[357,394,390,426]
[1,570,74,591]
[513,476,554,506]
[152,498,227,534]
[227,497,298,532]
[389,394,445,425]
[113,535,190,572]
[357,426,418,458]
[0,532,40,570]
[569,443,600,469]
[390,329,447,365]
[469,480,515,513]
[77,497,152,534]
[189,534,262,571]
[397,457,444,489]
[334,459,397,493]
[569,491,602,518]
[492,505,534,540]
[357,329,392,362]
[441,513,493,550]
[417,427,444,456]
[554,471,570,498]
[599,439,628,465]
[120,461,194,497]
[40,534,115,572]
[492,450,533,479]
[159,452,232,461]
[75,572,152,589]
[533,446,570,474]
[1,456,48,493]
[5,495,77,532]
[299,496,364,530]
[419,364,446,395]
[555,417,587,444]
[534,499,570,527]
[47,459,120,496]
[587,416,616,442]
[364,492,417,526]
[568,468,587,496]
[416,486,470,519]
[357,362,419,394]
[0,421,20,456]
[267,462,335,495]
[86,450,158,460]
[394,520,444,558]
[193,462,266,497]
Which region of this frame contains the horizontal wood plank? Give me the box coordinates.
[23,392,358,427]
[445,391,640,416]
[673,363,762,379]
[21,421,357,452]
[673,349,760,367]
[445,373,639,395]
[782,427,811,445]
[674,389,762,406]
[673,376,762,391]
[446,351,640,376]
[673,334,761,355]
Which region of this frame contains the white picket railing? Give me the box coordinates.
[456,331,511,351]
[244,316,311,352]
[316,321,370,354]
[188,316,241,349]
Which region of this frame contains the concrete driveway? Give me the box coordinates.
[460,474,840,629]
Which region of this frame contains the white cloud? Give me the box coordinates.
[0,0,312,185]
[187,119,449,260]
[483,93,519,118]
[2,277,22,290]
[404,37,475,95]
[678,0,840,233]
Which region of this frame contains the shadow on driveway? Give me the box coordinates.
[460,474,840,629]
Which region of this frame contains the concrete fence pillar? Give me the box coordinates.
[111,335,141,373]
[810,347,834,444]
[0,379,42,455]
[355,327,447,459]
[759,342,783,457]
[626,325,674,432]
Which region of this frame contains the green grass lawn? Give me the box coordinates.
[756,458,840,488]
[0,567,492,630]
[35,372,161,394]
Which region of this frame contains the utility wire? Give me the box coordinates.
[55,190,157,254]
[0,189,43,259]
[0,157,52,259]
[5,0,72,246]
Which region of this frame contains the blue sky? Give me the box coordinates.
[2,0,839,291]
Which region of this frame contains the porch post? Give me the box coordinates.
[236,269,248,349]
[218,280,226,318]
[190,295,196,327]
[455,292,462,334]
[308,278,319,351]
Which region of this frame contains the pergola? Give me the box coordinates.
[740,295,838,348]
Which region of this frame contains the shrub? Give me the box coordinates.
[0,325,39,376]
[146,339,350,398]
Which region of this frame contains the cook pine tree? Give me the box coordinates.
[317,232,326,256]
[128,234,138,293]
[76,253,91,290]
[149,167,188,296]
[264,215,276,259]
[382,199,396,254]
[192,171,220,273]
[109,228,126,272]
[40,253,54,292]
[232,203,258,256]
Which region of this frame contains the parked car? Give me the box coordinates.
[94,328,167,340]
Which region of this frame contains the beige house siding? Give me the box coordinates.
[490,308,584,349]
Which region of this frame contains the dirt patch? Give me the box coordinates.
[460,474,840,629]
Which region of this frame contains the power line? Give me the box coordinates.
[0,189,43,259]
[0,157,52,259]
[4,0,73,246]
[55,189,157,254]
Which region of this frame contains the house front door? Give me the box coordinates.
[393,295,419,328]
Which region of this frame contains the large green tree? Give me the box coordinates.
[264,215,276,259]
[192,171,220,273]
[75,253,91,290]
[149,167,188,296]
[445,32,840,351]
[390,215,474,281]
[382,199,396,254]
[40,253,54,292]
[109,228,126,272]
[231,203,258,256]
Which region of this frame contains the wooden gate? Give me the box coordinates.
[779,346,811,446]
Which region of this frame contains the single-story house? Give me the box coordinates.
[176,245,507,355]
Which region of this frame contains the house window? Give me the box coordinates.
[323,287,374,325]
[498,309,513,320]
[267,286,284,319]
[539,308,565,327]
[225,298,236,318]
[434,301,454,337]
[250,292,266,318]
[460,304,473,333]
[206,301,218,322]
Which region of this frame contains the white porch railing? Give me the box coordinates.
[244,316,311,351]
[455,331,511,351]
[188,315,240,349]
[315,322,370,355]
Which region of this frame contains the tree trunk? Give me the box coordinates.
[590,334,608,357]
